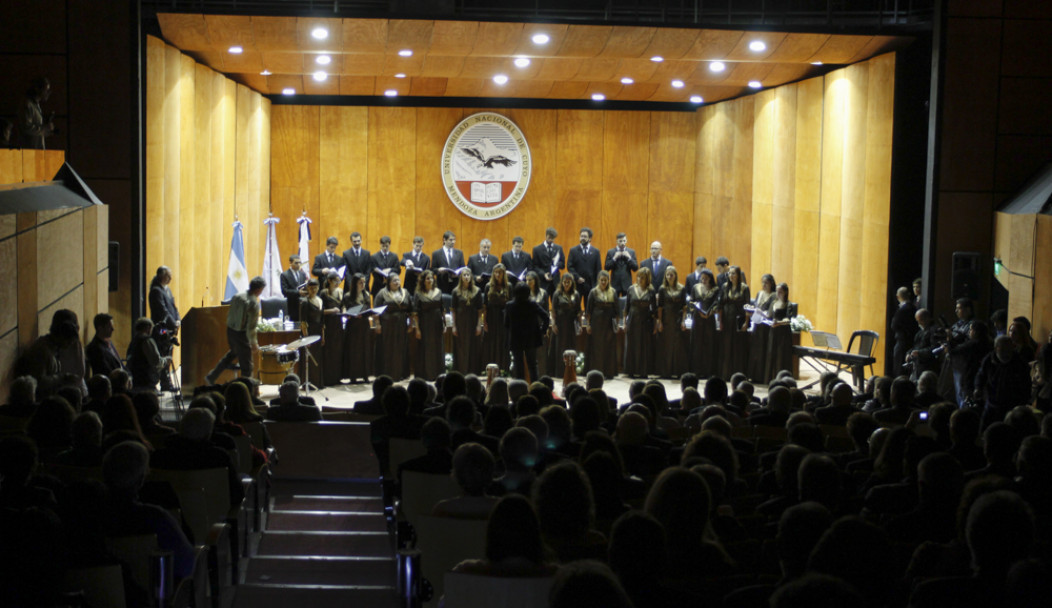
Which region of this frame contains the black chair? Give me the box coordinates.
[839,330,879,387]
[260,297,288,320]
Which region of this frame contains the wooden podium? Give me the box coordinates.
[181,306,300,391]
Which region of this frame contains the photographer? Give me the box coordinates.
[126,318,170,393]
[149,266,180,390]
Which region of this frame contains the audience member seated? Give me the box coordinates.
[16,309,86,398]
[756,444,810,520]
[1013,435,1052,542]
[83,374,111,415]
[582,451,630,536]
[85,313,124,378]
[448,396,499,455]
[109,368,132,396]
[769,573,864,608]
[150,408,244,506]
[548,560,633,608]
[133,391,176,445]
[100,393,154,452]
[681,430,745,497]
[267,381,322,422]
[267,373,317,407]
[797,453,842,515]
[613,411,666,483]
[491,426,539,497]
[0,375,38,418]
[398,417,453,484]
[406,378,433,414]
[451,494,558,578]
[808,516,895,606]
[608,510,699,608]
[103,440,195,580]
[433,442,499,519]
[54,411,105,467]
[837,411,878,469]
[946,408,985,472]
[884,452,963,544]
[26,395,75,463]
[533,461,607,563]
[775,501,833,585]
[750,385,791,427]
[354,375,394,415]
[0,435,57,511]
[966,422,1019,482]
[873,377,917,426]
[814,383,857,426]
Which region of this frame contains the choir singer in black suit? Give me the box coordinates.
[504,282,550,382]
[432,231,465,295]
[604,232,638,297]
[369,235,401,296]
[313,236,343,278]
[532,227,564,300]
[342,231,373,291]
[501,236,533,284]
[280,255,308,322]
[401,236,430,294]
[683,256,707,296]
[567,227,601,305]
[640,241,672,287]
[468,238,498,290]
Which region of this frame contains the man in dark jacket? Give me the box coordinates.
[974,336,1032,430]
[504,282,551,382]
[890,286,919,376]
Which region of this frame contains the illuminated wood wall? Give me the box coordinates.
[145,35,270,328]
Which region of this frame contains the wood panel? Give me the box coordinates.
[602,111,650,255]
[555,110,605,249]
[770,85,798,286]
[1034,215,1052,344]
[647,112,696,271]
[367,108,417,257]
[414,107,465,254]
[177,52,195,312]
[0,149,22,185]
[792,77,824,327]
[835,62,869,344]
[751,89,776,278]
[817,70,847,336]
[502,108,557,249]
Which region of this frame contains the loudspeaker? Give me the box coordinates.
[108,241,119,292]
[951,251,980,302]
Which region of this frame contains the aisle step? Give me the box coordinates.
[256,530,393,557]
[245,555,396,586]
[232,583,397,608]
[272,494,385,513]
[267,510,389,532]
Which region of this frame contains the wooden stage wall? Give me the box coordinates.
[147,31,894,373]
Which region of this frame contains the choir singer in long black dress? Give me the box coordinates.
[690,269,721,378]
[505,282,551,382]
[373,274,412,381]
[720,265,751,379]
[585,270,619,379]
[412,270,444,381]
[319,271,345,387]
[342,273,373,384]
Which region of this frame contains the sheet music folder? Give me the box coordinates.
[810,331,843,350]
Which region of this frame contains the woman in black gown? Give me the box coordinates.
[585,270,619,379]
[373,274,412,380]
[548,273,581,378]
[412,270,444,381]
[719,265,751,380]
[690,269,720,378]
[623,267,656,378]
[319,271,345,386]
[342,273,373,383]
[747,273,777,382]
[656,265,689,379]
[482,264,511,372]
[525,271,550,376]
[766,282,798,382]
[451,269,483,374]
[298,278,325,386]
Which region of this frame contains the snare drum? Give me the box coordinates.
[276,349,299,366]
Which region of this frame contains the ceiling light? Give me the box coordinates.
[311,27,328,40]
[709,61,725,72]
[690,95,704,103]
[650,56,663,62]
[398,49,413,57]
[671,79,685,88]
[620,77,634,85]
[282,88,295,95]
[532,33,550,45]
[228,46,243,54]
[591,93,605,101]
[811,61,824,65]
[749,40,767,52]
[748,80,763,89]
[493,74,509,85]
[394,73,406,78]
[313,71,327,82]
[316,55,331,65]
[384,89,398,97]
[514,57,531,68]
[260,70,271,76]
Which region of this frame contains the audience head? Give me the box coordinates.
[608,511,667,584]
[71,411,103,450]
[507,379,528,403]
[420,417,451,451]
[103,440,150,496]
[180,407,215,441]
[808,516,893,604]
[515,415,548,449]
[645,467,712,547]
[483,405,513,438]
[614,411,649,446]
[966,490,1035,577]
[703,376,728,405]
[846,412,878,454]
[533,461,595,541]
[451,443,495,497]
[278,380,300,406]
[777,501,833,581]
[485,495,544,565]
[540,405,572,449]
[1005,405,1040,439]
[26,396,75,450]
[381,385,410,417]
[445,395,476,431]
[9,375,38,410]
[499,426,539,472]
[485,378,509,407]
[798,454,840,510]
[770,573,864,608]
[371,375,394,399]
[549,561,633,608]
[224,381,261,421]
[683,430,739,487]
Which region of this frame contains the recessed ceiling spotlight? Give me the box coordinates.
[316,55,331,65]
[690,95,704,103]
[811,61,824,65]
[650,56,664,62]
[260,70,271,76]
[311,27,328,40]
[709,61,725,72]
[748,80,763,89]
[313,71,327,82]
[384,89,398,97]
[228,46,243,54]
[394,73,406,78]
[532,33,550,45]
[493,74,509,85]
[398,49,413,57]
[620,77,634,85]
[591,93,606,101]
[282,88,295,95]
[749,40,767,52]
[514,56,531,68]
[671,79,685,88]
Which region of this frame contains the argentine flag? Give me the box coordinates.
[262,216,282,299]
[225,220,249,301]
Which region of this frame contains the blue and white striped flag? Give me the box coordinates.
[224,220,249,301]
[262,216,282,299]
[297,215,312,264]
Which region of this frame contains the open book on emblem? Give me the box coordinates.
[470,182,502,203]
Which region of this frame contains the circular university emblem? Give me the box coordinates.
[441,112,532,221]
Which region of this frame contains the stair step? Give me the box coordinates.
[256,531,393,558]
[245,555,396,586]
[270,479,382,499]
[272,494,385,513]
[233,583,397,608]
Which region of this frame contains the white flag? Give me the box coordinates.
[297,215,312,264]
[224,220,249,301]
[262,216,282,299]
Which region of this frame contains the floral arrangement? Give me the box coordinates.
[790,315,813,333]
[575,352,586,375]
[444,353,453,372]
[257,320,275,333]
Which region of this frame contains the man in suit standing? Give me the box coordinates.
[467,238,498,289]
[148,265,181,390]
[401,236,429,294]
[505,282,550,382]
[640,241,672,286]
[890,286,919,376]
[313,236,344,278]
[714,256,731,288]
[341,231,372,291]
[684,256,708,297]
[501,236,532,283]
[604,232,638,297]
[280,255,308,322]
[568,227,602,303]
[532,227,563,299]
[370,236,401,296]
[432,231,465,295]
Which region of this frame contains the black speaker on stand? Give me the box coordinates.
[951,251,981,302]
